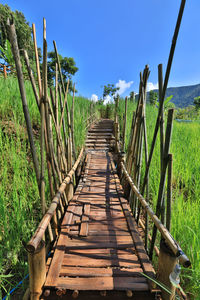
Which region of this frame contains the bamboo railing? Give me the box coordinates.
[112,4,190,298]
[27,147,84,253]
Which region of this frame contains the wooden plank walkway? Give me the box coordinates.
[42,120,160,299]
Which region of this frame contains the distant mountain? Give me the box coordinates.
[150,83,200,108]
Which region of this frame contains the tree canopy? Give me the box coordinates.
[0,4,33,60]
[149,90,158,106]
[103,84,119,99]
[47,51,78,90]
[194,96,200,110]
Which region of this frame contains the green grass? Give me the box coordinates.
[117,99,200,298]
[0,76,100,298]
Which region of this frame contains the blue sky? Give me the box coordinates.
[1,0,200,100]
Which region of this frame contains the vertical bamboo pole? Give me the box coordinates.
[58,85,68,157]
[122,96,128,151]
[28,241,46,300]
[53,40,65,95]
[40,18,47,216]
[114,95,119,123]
[55,63,58,123]
[149,109,174,259]
[23,50,40,109]
[8,18,40,189]
[158,64,164,170]
[32,23,42,99]
[166,154,173,231]
[71,83,76,161]
[141,0,186,195]
[3,64,7,79]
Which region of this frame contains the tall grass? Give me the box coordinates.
[0,76,99,298]
[117,99,200,298]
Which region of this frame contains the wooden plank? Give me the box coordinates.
[70,230,131,236]
[53,277,149,291]
[59,267,144,277]
[79,204,90,237]
[64,242,135,249]
[44,231,69,286]
[65,249,136,255]
[62,234,133,243]
[71,204,83,225]
[62,255,140,268]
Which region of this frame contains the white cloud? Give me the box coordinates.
[147,82,158,92]
[103,95,113,105]
[91,94,98,102]
[115,80,134,96]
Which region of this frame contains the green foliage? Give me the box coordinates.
[175,105,200,120]
[47,51,78,90]
[0,39,14,66]
[0,4,33,60]
[129,91,135,101]
[149,90,158,106]
[193,96,200,110]
[103,83,119,98]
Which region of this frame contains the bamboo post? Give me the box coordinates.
[126,70,144,175]
[166,154,173,231]
[53,40,65,95]
[23,50,40,109]
[40,18,47,216]
[58,85,68,157]
[46,96,68,172]
[114,95,119,123]
[71,83,76,161]
[55,63,58,124]
[157,239,177,300]
[141,0,186,195]
[28,240,46,300]
[158,64,164,170]
[149,109,174,260]
[32,23,42,99]
[3,64,7,79]
[122,96,127,151]
[7,17,40,189]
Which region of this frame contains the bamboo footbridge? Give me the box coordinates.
[26,120,190,300]
[27,120,159,300]
[42,120,159,299]
[6,3,191,299]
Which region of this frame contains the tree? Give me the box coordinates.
[149,90,158,106]
[103,84,119,99]
[194,96,200,110]
[47,51,78,91]
[0,4,33,61]
[129,91,135,102]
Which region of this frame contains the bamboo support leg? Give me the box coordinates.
[28,241,46,300]
[66,182,74,202]
[158,240,177,300]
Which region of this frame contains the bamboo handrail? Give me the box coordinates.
[120,159,191,268]
[27,147,84,253]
